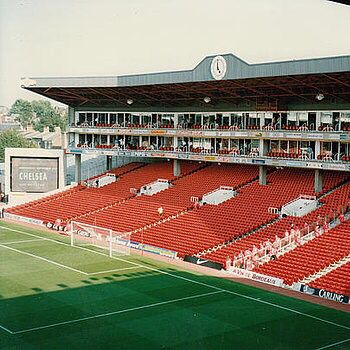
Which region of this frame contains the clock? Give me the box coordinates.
[210,55,227,80]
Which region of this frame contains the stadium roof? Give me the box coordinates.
[328,0,350,5]
[21,54,350,108]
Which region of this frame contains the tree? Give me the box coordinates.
[0,129,37,162]
[10,99,34,128]
[31,100,67,132]
[10,99,67,132]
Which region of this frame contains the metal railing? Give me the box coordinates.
[232,209,348,271]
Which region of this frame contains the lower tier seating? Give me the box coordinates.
[78,164,263,254]
[150,163,260,208]
[130,169,348,257]
[7,161,201,223]
[309,261,350,296]
[253,220,350,286]
[79,196,184,232]
[202,180,350,266]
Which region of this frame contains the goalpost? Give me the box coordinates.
[69,221,131,257]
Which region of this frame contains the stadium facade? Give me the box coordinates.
[21,53,350,192]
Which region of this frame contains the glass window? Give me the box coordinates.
[321,112,332,124]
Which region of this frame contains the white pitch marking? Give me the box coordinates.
[88,266,142,275]
[0,243,88,276]
[0,324,14,335]
[314,338,350,350]
[0,238,43,245]
[1,224,349,332]
[13,290,223,334]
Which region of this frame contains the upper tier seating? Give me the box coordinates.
[309,261,350,296]
[253,219,350,286]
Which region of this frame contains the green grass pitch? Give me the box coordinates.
[0,221,349,350]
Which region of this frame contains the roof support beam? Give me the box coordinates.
[257,78,313,102]
[289,76,350,103]
[57,88,91,105]
[88,88,129,107]
[323,74,350,88]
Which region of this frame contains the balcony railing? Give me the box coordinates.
[72,144,350,164]
[71,122,350,133]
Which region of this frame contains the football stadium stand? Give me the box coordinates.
[7,52,350,305]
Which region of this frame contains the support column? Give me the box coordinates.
[173,159,181,177]
[259,112,265,129]
[259,139,269,157]
[62,132,68,149]
[75,154,82,183]
[139,136,143,148]
[173,113,178,128]
[68,106,76,149]
[68,106,76,125]
[74,133,79,147]
[315,141,321,159]
[315,169,323,193]
[259,165,267,186]
[63,153,68,186]
[173,136,178,149]
[106,156,112,171]
[316,112,321,130]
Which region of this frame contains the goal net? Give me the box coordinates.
[69,221,131,257]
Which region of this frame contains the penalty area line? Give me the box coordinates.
[13,290,224,334]
[0,243,88,276]
[0,238,44,245]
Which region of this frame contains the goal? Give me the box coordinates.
[69,221,131,257]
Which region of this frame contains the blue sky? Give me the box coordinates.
[0,0,349,107]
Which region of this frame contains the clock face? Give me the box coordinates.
[210,55,227,80]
